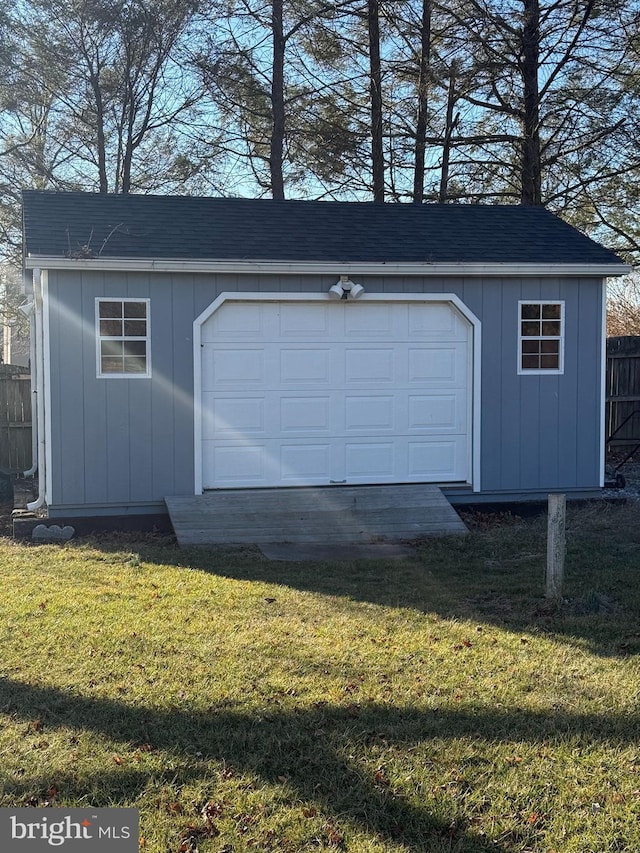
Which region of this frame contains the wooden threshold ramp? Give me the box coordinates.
[165,484,467,546]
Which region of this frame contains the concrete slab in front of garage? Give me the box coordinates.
[165,484,468,546]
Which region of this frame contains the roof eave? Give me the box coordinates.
[24,255,632,277]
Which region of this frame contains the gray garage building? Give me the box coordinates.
[21,191,629,528]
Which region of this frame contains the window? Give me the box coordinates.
[96,298,150,378]
[518,301,564,374]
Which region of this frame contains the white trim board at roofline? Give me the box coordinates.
[192,291,482,496]
[25,257,631,277]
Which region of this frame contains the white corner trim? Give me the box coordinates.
[193,315,204,496]
[599,281,607,487]
[25,255,632,278]
[193,292,482,495]
[43,271,53,507]
[27,269,46,510]
[472,317,482,493]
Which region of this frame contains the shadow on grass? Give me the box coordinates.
[118,504,640,658]
[2,676,638,850]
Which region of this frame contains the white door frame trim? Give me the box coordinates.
[193,292,482,494]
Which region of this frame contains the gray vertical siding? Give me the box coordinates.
[45,269,605,514]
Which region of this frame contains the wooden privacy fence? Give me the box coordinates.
[0,365,32,472]
[606,336,640,448]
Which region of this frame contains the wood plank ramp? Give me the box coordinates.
[165,485,467,546]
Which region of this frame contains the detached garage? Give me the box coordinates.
[21,191,629,534]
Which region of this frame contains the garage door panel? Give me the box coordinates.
[280,443,333,482]
[201,347,219,390]
[408,393,466,432]
[409,303,468,340]
[204,347,265,387]
[344,303,396,337]
[408,439,467,479]
[280,348,331,384]
[346,442,395,478]
[345,349,396,384]
[203,394,265,439]
[204,440,339,488]
[345,396,395,431]
[279,303,332,337]
[280,396,331,432]
[201,300,472,488]
[204,443,265,486]
[202,303,264,342]
[408,346,467,385]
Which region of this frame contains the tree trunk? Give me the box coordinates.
[270,0,286,200]
[520,0,541,205]
[89,75,108,193]
[368,0,384,202]
[438,66,457,203]
[120,76,136,194]
[412,0,431,203]
[121,128,133,194]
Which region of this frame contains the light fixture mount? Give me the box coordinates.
[328,276,366,300]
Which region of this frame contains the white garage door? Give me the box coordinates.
[200,299,471,488]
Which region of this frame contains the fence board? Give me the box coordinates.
[606,336,640,447]
[0,366,32,472]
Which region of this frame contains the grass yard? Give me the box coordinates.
[1,500,640,852]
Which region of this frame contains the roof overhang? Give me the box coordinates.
[24,255,632,277]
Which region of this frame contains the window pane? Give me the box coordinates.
[100,319,122,337]
[521,321,540,336]
[542,304,561,320]
[123,340,146,357]
[522,354,540,369]
[97,298,149,378]
[542,320,561,336]
[101,340,123,357]
[541,354,559,369]
[123,320,146,337]
[101,357,123,373]
[520,302,563,372]
[124,357,147,373]
[99,301,123,319]
[521,304,541,320]
[124,302,147,318]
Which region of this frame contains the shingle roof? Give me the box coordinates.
[22,190,625,266]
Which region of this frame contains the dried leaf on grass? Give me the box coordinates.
[177,818,220,853]
[325,821,345,848]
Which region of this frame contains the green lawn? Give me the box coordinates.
[1,500,639,852]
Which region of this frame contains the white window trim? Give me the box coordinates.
[95,297,151,379]
[517,299,564,375]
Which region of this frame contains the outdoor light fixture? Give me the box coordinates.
[328,276,366,300]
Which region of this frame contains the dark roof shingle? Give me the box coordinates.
[22,190,624,266]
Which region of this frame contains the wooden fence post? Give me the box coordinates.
[546,493,566,599]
